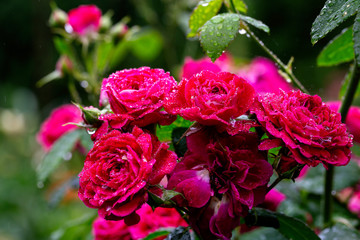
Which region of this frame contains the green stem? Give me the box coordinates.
[323,61,360,227]
[266,176,283,193]
[242,23,309,94]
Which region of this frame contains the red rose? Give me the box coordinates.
[252,90,353,167]
[78,127,177,223]
[66,5,101,35]
[37,104,82,151]
[100,67,177,128]
[165,70,255,126]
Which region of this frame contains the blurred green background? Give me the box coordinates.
[0,0,352,239]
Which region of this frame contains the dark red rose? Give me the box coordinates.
[100,67,177,128]
[78,127,177,223]
[164,70,255,126]
[252,90,353,167]
[167,127,273,239]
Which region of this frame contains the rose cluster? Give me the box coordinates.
[71,60,352,239]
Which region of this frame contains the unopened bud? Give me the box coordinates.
[49,9,68,28]
[55,55,73,76]
[110,22,129,38]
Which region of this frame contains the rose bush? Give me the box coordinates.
[252,90,353,167]
[78,126,177,224]
[165,70,255,126]
[100,67,177,128]
[66,5,102,35]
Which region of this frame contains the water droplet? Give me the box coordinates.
[245,33,250,38]
[209,31,214,35]
[214,42,218,46]
[80,81,89,88]
[217,24,223,30]
[63,152,72,161]
[211,17,223,24]
[239,29,246,35]
[87,128,96,134]
[226,26,233,30]
[201,2,209,7]
[229,34,234,38]
[37,182,44,188]
[216,32,221,37]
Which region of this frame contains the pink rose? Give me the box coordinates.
[238,57,293,94]
[100,67,177,128]
[37,104,82,151]
[78,127,177,224]
[129,204,187,239]
[348,191,360,217]
[327,101,360,143]
[93,217,132,240]
[252,90,353,167]
[93,204,187,240]
[262,189,286,211]
[180,53,234,79]
[66,5,101,35]
[165,70,255,126]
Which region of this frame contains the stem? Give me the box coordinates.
[242,23,309,94]
[267,176,283,193]
[323,61,360,227]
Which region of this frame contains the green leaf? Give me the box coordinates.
[78,129,93,152]
[317,28,354,66]
[239,14,270,33]
[232,0,248,13]
[129,29,163,61]
[187,0,223,38]
[237,227,287,240]
[156,116,193,142]
[246,208,320,240]
[143,230,171,240]
[319,223,360,240]
[200,13,240,61]
[37,129,82,184]
[172,127,188,158]
[311,0,360,44]
[353,12,360,66]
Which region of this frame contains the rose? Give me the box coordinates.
[180,53,234,79]
[37,104,82,151]
[129,204,187,239]
[78,126,177,224]
[66,5,102,35]
[165,70,255,126]
[189,195,240,240]
[252,90,353,167]
[93,217,132,240]
[167,127,273,239]
[92,204,187,240]
[238,57,293,94]
[327,101,360,143]
[100,67,177,128]
[348,191,360,217]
